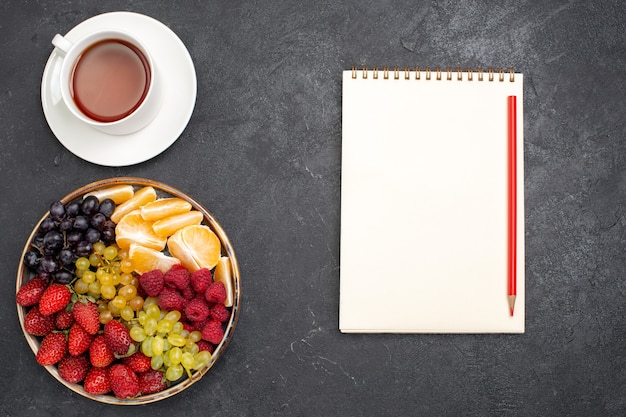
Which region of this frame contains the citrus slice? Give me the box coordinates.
[128,244,180,274]
[213,256,234,307]
[115,210,167,251]
[140,198,192,221]
[167,224,221,271]
[152,210,204,237]
[84,184,135,204]
[111,186,157,224]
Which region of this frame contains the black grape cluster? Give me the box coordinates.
[23,196,117,284]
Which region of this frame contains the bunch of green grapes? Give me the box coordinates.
[73,242,145,323]
[128,298,212,381]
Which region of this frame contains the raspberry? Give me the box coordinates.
[16,275,47,307]
[109,364,140,399]
[138,369,168,395]
[58,355,90,384]
[181,284,195,300]
[164,264,190,290]
[23,306,55,336]
[201,320,224,344]
[190,268,212,294]
[209,303,231,323]
[139,269,165,297]
[39,283,72,315]
[185,296,210,322]
[158,287,185,312]
[196,339,214,353]
[104,320,133,356]
[84,366,111,395]
[205,281,226,304]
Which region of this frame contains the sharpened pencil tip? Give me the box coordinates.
[507,295,516,316]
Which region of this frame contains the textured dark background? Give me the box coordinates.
[1,1,625,416]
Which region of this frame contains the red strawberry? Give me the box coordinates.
[138,269,164,297]
[55,309,75,330]
[39,283,72,315]
[190,268,212,294]
[209,303,231,323]
[164,264,190,290]
[109,363,140,399]
[16,276,47,306]
[185,296,210,322]
[36,332,67,365]
[104,320,132,355]
[58,355,90,383]
[72,300,100,335]
[201,320,224,344]
[89,335,115,367]
[138,369,168,395]
[84,366,111,395]
[158,287,185,312]
[23,306,55,336]
[122,352,152,373]
[68,323,94,356]
[205,281,226,304]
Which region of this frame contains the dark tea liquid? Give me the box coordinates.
[71,39,150,122]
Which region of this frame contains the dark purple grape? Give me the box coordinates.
[23,250,40,269]
[66,230,83,246]
[84,228,101,243]
[66,201,81,217]
[32,233,45,249]
[59,218,74,231]
[58,248,75,266]
[38,271,51,282]
[53,270,73,284]
[81,196,100,216]
[90,213,106,230]
[75,241,93,257]
[98,199,116,218]
[39,255,59,273]
[43,230,64,254]
[73,215,89,231]
[39,218,58,233]
[49,201,66,220]
[101,227,115,244]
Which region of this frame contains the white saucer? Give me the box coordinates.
[41,12,197,166]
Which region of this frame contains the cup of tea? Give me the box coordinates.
[52,30,162,135]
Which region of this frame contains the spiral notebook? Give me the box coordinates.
[340,67,525,333]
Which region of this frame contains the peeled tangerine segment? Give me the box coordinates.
[213,256,234,307]
[128,244,181,274]
[115,210,167,251]
[167,224,221,272]
[84,184,135,204]
[152,210,204,237]
[140,198,192,222]
[111,186,157,224]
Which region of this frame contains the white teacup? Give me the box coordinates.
[52,30,162,135]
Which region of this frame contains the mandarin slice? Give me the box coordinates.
[167,224,221,271]
[84,184,135,204]
[111,186,157,224]
[115,210,167,251]
[140,198,192,222]
[152,210,204,237]
[213,256,234,307]
[128,244,181,274]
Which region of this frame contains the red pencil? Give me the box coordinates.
[507,95,517,316]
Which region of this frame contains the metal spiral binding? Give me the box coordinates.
[351,66,515,82]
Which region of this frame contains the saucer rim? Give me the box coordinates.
[41,11,197,166]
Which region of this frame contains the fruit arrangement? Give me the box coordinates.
[15,179,239,404]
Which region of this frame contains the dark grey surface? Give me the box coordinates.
[1,1,625,416]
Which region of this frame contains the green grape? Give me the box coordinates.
[165,364,183,381]
[189,330,202,343]
[167,334,186,347]
[87,281,101,296]
[156,319,173,334]
[193,351,212,371]
[130,326,147,342]
[74,279,89,294]
[103,245,118,260]
[181,352,194,370]
[93,242,106,254]
[143,297,158,309]
[82,270,96,284]
[75,257,91,271]
[99,272,114,286]
[137,310,147,325]
[89,253,100,267]
[163,351,172,367]
[146,304,160,320]
[151,354,164,370]
[164,311,181,322]
[171,321,184,334]
[118,284,137,300]
[100,284,116,300]
[111,295,127,310]
[169,347,182,365]
[144,317,157,336]
[142,336,154,357]
[120,305,134,321]
[152,336,164,356]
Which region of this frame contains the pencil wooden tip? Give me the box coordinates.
[508,295,516,316]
